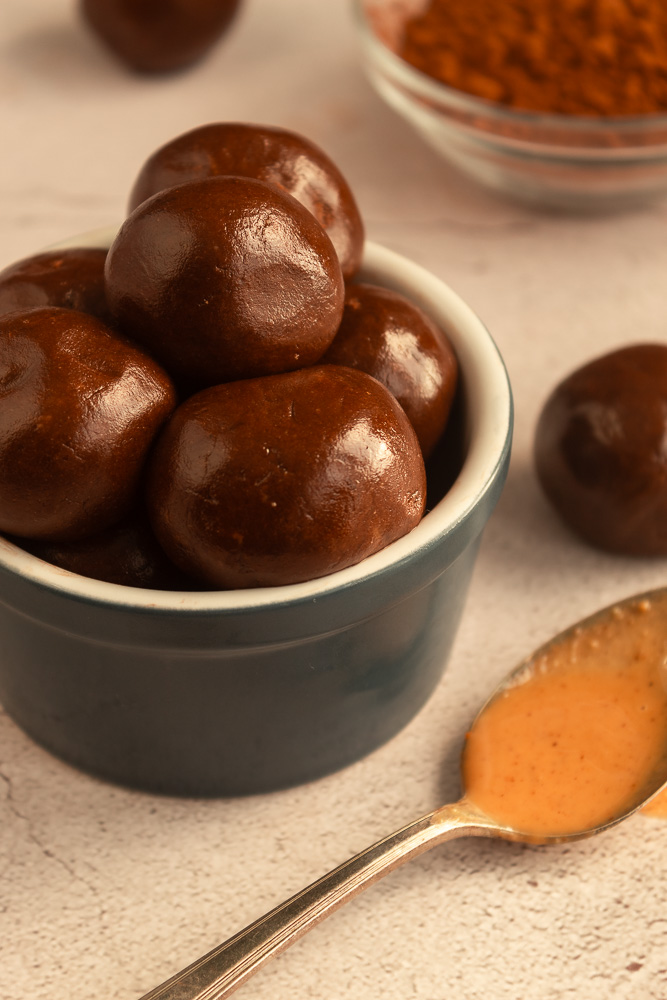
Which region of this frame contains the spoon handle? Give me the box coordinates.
[139,800,497,1000]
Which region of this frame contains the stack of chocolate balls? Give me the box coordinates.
[0,123,458,590]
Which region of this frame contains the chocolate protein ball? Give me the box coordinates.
[322,282,458,458]
[19,510,193,590]
[80,0,242,74]
[128,122,365,279]
[0,307,176,542]
[146,365,427,588]
[534,343,667,556]
[0,248,111,324]
[105,175,345,386]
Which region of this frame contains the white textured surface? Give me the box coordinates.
[2,2,667,998]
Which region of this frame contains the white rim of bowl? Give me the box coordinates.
[0,230,511,611]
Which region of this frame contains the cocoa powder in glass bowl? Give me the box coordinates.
[355,0,667,209]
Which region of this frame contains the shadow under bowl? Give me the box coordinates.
[0,233,512,797]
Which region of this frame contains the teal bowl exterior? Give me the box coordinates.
[0,236,512,796]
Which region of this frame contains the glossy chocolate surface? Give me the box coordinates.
[0,307,176,541]
[80,0,242,74]
[128,122,365,278]
[535,343,667,555]
[147,365,427,588]
[322,282,458,457]
[0,248,111,323]
[106,175,345,386]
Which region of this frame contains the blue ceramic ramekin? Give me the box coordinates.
[0,234,512,795]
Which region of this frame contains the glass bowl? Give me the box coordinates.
[354,0,667,210]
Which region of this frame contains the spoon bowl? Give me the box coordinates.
[139,586,667,1000]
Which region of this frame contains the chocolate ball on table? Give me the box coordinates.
[0,248,111,324]
[322,282,458,458]
[534,343,667,556]
[146,365,427,589]
[105,175,345,387]
[128,122,365,279]
[0,307,176,542]
[80,0,242,74]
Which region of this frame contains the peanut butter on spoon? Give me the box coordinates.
[139,589,667,1000]
[463,594,667,836]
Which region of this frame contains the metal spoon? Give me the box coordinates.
[139,587,667,1000]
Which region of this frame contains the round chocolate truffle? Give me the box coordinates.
[105,175,345,386]
[18,509,194,590]
[128,122,364,278]
[534,343,667,556]
[146,365,427,588]
[0,248,111,324]
[322,282,458,457]
[80,0,242,74]
[0,307,177,542]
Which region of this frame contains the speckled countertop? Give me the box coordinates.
[2,2,667,998]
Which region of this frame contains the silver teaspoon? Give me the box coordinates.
[139,586,667,1000]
